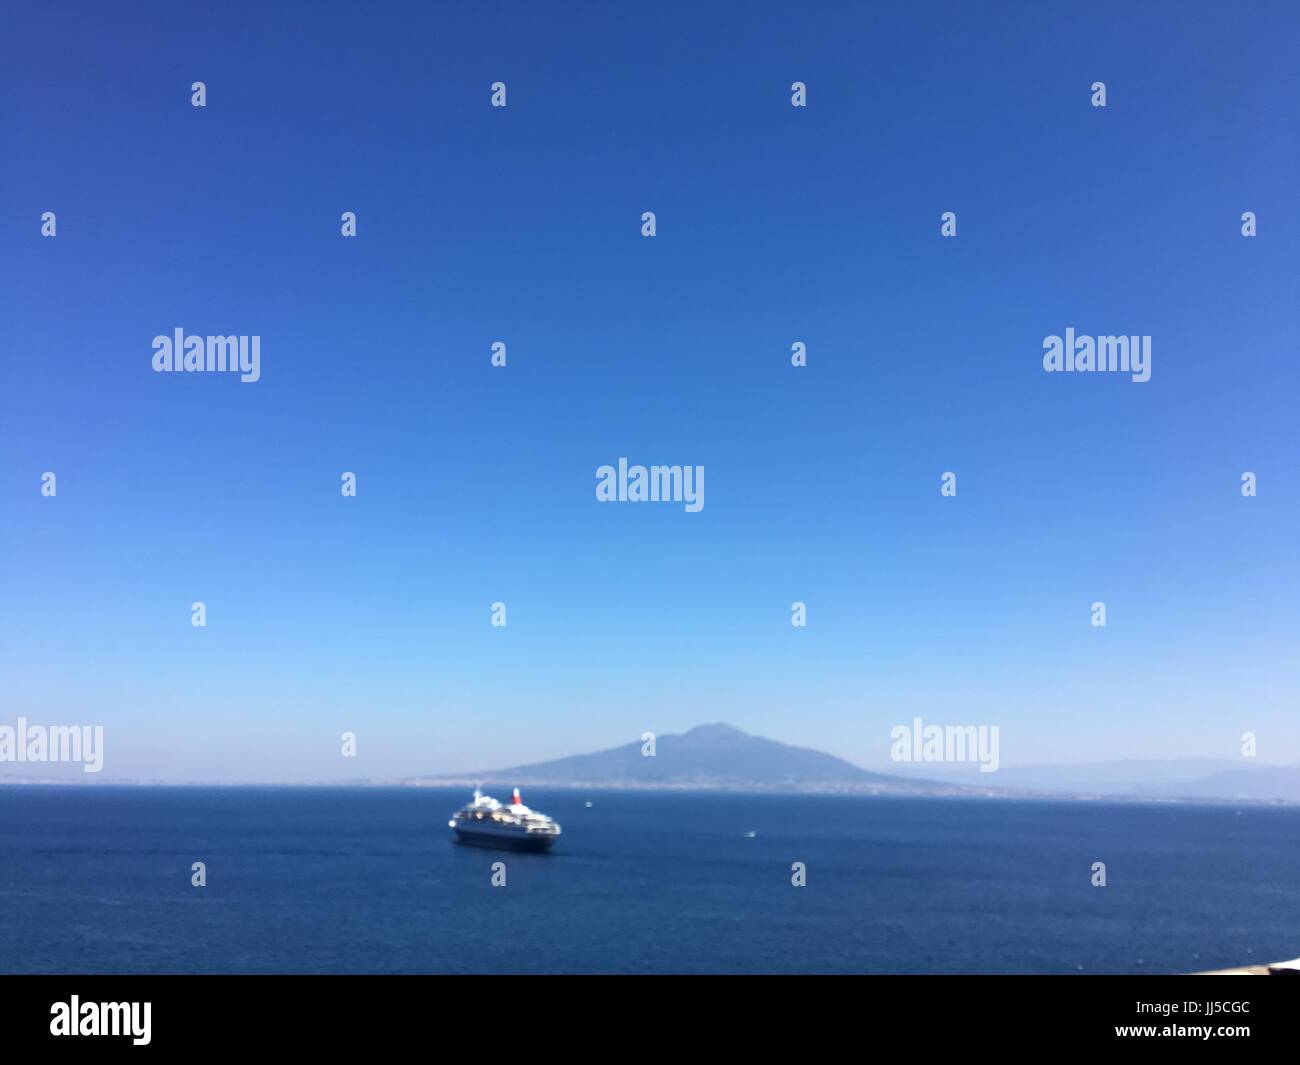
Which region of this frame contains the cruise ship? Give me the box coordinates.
[448,788,561,851]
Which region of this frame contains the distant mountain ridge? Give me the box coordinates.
[1135,764,1300,802]
[409,724,1300,802]
[411,723,991,796]
[886,758,1300,802]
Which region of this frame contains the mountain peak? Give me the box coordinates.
[460,722,917,791]
[682,723,746,739]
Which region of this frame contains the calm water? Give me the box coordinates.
[1,786,1296,974]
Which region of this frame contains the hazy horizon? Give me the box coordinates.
[2,720,1296,789]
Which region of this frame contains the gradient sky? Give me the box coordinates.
[2,1,1297,782]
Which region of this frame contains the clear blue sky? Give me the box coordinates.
[2,1,1297,782]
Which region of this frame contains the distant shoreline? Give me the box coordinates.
[1,777,1296,809]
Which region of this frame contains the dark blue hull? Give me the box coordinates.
[452,829,557,852]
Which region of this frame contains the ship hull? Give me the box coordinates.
[452,827,557,852]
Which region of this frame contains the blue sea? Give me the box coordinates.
[1,787,1296,974]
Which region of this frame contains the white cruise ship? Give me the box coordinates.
[448,788,561,851]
